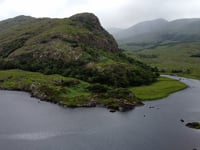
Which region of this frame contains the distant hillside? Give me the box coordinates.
[113,19,168,42]
[112,18,200,50]
[128,42,200,79]
[0,13,158,87]
[116,18,200,79]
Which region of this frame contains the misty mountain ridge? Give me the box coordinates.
[113,18,168,39]
[109,18,200,50]
[120,18,200,80]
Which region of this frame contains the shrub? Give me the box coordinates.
[171,69,183,73]
[54,79,80,86]
[87,83,109,93]
[107,88,135,100]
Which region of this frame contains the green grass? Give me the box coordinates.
[125,42,200,80]
[0,69,140,109]
[131,77,187,100]
[0,69,187,109]
[0,69,91,105]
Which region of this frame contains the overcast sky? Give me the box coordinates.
[0,0,200,28]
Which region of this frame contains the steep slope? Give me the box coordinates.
[0,13,158,87]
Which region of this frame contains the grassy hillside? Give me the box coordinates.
[113,18,200,80]
[125,42,200,79]
[0,13,159,87]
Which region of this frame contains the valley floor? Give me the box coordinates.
[124,42,200,80]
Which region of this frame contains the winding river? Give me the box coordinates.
[0,76,200,150]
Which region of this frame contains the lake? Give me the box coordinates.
[0,76,200,150]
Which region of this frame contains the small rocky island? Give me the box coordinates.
[186,122,200,129]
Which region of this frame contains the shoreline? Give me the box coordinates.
[132,75,188,101]
[0,73,190,112]
[0,87,143,112]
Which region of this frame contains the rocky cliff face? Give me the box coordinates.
[0,13,119,61]
[69,13,119,53]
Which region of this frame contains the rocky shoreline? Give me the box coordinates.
[0,69,145,112]
[0,87,143,112]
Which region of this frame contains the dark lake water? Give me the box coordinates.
[0,76,200,150]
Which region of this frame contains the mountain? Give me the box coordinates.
[0,13,158,88]
[116,18,200,79]
[0,15,36,31]
[114,19,168,42]
[113,18,200,50]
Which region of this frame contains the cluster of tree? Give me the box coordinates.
[190,53,200,57]
[138,54,159,59]
[0,35,30,58]
[0,52,159,87]
[171,69,191,74]
[159,68,191,74]
[161,34,200,42]
[87,83,136,100]
[171,69,183,73]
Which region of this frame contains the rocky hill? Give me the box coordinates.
[0,13,158,87]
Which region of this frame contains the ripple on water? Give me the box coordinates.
[0,130,90,141]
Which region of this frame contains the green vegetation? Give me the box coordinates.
[0,13,159,88]
[131,77,187,100]
[0,69,91,104]
[112,18,200,80]
[186,122,200,129]
[126,42,200,80]
[2,13,188,111]
[0,70,187,110]
[0,69,141,110]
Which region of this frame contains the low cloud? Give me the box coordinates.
[0,0,200,28]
